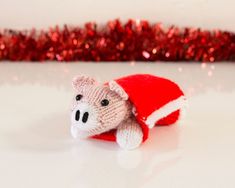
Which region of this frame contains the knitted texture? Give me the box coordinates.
[116,117,143,150]
[71,75,132,139]
[112,74,185,141]
[70,74,186,149]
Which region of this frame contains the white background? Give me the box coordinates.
[0,0,234,31]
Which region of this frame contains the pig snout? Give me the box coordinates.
[75,109,89,123]
[71,103,97,131]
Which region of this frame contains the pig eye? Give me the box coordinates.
[101,99,109,106]
[76,94,83,101]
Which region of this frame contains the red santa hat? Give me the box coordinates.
[92,74,186,142]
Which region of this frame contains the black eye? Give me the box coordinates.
[101,99,109,106]
[76,94,83,101]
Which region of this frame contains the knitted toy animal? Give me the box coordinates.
[70,74,186,150]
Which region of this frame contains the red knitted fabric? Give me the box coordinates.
[91,74,184,142]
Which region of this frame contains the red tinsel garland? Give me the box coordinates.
[0,19,235,62]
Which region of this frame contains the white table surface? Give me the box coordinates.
[0,62,235,188]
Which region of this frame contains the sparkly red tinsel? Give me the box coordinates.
[1,19,235,62]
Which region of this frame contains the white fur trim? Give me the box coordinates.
[108,80,129,100]
[145,96,186,128]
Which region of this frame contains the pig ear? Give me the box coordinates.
[72,75,97,90]
[108,80,128,100]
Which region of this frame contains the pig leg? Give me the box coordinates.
[116,117,143,150]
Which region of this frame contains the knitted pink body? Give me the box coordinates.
[70,74,186,150]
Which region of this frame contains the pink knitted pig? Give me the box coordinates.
[70,74,185,150]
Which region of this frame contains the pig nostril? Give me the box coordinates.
[75,110,80,121]
[82,112,89,123]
